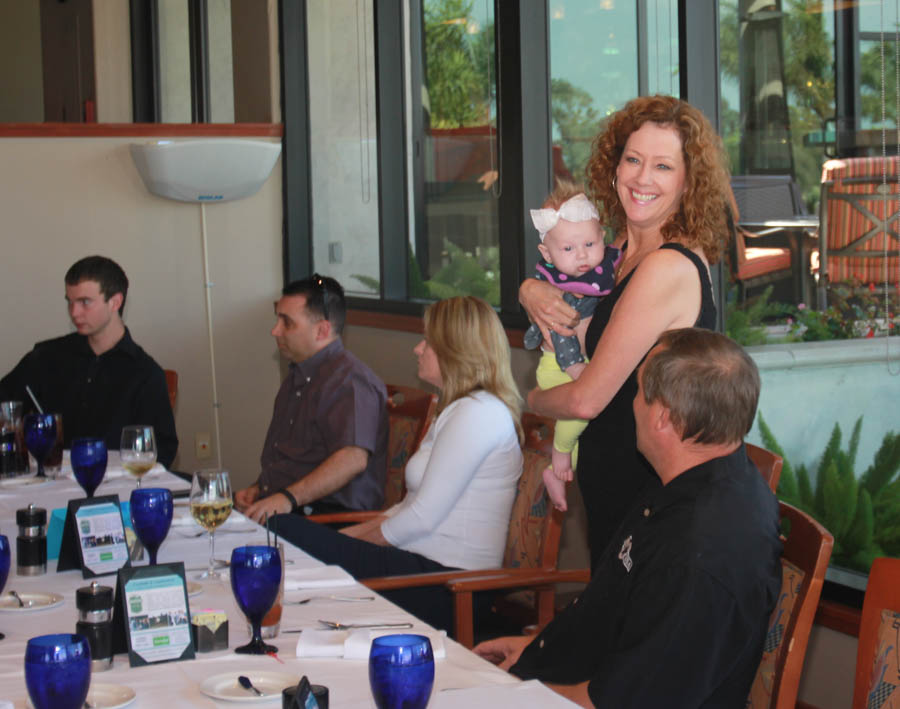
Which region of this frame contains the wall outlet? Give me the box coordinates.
[195,432,212,459]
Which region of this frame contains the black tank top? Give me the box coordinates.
[578,242,716,571]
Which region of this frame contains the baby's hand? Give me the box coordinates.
[542,466,568,512]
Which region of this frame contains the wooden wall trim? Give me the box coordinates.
[347,309,527,349]
[814,599,862,637]
[0,123,283,138]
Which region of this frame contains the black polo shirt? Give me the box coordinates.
[0,329,178,467]
[511,445,782,708]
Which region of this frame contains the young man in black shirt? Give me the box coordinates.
[0,256,177,467]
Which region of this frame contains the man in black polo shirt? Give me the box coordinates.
[475,328,782,708]
[0,256,178,467]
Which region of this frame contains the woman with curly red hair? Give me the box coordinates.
[520,95,731,570]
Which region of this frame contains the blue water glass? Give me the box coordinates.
[23,413,57,477]
[230,545,281,655]
[71,437,108,498]
[129,488,173,565]
[369,634,435,709]
[24,633,91,709]
[0,535,9,641]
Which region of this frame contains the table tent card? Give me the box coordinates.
[57,495,131,578]
[112,561,195,667]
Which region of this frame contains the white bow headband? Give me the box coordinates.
[530,193,600,241]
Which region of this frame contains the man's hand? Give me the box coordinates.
[244,492,291,523]
[472,635,533,671]
[234,484,260,512]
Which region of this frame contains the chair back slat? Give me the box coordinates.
[502,414,563,570]
[385,385,437,509]
[852,557,900,709]
[164,369,178,411]
[747,501,834,709]
[747,443,783,493]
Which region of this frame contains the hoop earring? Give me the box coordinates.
[612,176,617,190]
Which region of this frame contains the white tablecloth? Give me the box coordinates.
[0,470,575,707]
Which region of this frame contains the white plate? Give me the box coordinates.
[0,591,64,612]
[87,684,136,709]
[199,671,299,703]
[0,476,54,489]
[187,581,203,597]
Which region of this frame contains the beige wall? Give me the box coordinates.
[0,136,282,488]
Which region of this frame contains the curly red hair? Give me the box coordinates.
[586,95,730,264]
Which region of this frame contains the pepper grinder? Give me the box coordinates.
[76,581,115,671]
[16,504,47,575]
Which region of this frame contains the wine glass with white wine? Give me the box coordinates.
[190,469,233,580]
[120,425,157,487]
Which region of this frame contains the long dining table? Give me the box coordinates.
[0,462,575,708]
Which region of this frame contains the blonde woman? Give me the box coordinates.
[274,296,523,631]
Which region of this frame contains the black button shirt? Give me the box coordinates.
[0,329,178,467]
[511,445,783,708]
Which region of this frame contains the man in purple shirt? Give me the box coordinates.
[235,275,388,523]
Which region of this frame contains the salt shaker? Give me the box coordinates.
[76,581,115,671]
[16,504,47,575]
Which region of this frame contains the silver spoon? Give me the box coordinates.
[9,590,31,608]
[238,675,264,697]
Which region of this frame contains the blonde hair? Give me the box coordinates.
[424,296,524,444]
[542,178,589,210]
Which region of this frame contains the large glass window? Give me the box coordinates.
[306,0,381,297]
[411,0,500,305]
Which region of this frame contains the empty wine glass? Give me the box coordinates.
[190,469,233,580]
[120,425,156,487]
[369,634,435,709]
[24,634,91,709]
[23,413,57,477]
[129,488,173,565]
[230,545,281,655]
[0,535,9,641]
[71,438,107,498]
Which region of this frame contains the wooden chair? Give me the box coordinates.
[164,369,178,411]
[307,384,436,523]
[851,557,900,709]
[361,413,590,648]
[747,442,783,493]
[746,501,834,709]
[818,157,900,308]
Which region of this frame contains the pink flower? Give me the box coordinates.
[797,303,807,311]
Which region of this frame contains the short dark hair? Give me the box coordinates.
[640,328,760,445]
[65,256,129,312]
[282,274,346,335]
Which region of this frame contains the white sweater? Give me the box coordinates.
[380,390,523,570]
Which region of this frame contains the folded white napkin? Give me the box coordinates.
[296,628,446,660]
[283,565,355,590]
[170,511,256,531]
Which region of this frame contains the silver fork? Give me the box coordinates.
[318,619,413,630]
[285,595,375,605]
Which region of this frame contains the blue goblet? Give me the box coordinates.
[0,535,9,641]
[230,545,282,655]
[71,438,108,498]
[369,634,435,709]
[23,413,57,477]
[25,634,91,709]
[129,488,173,565]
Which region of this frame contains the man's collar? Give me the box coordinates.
[74,327,138,359]
[291,338,343,380]
[646,443,747,511]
